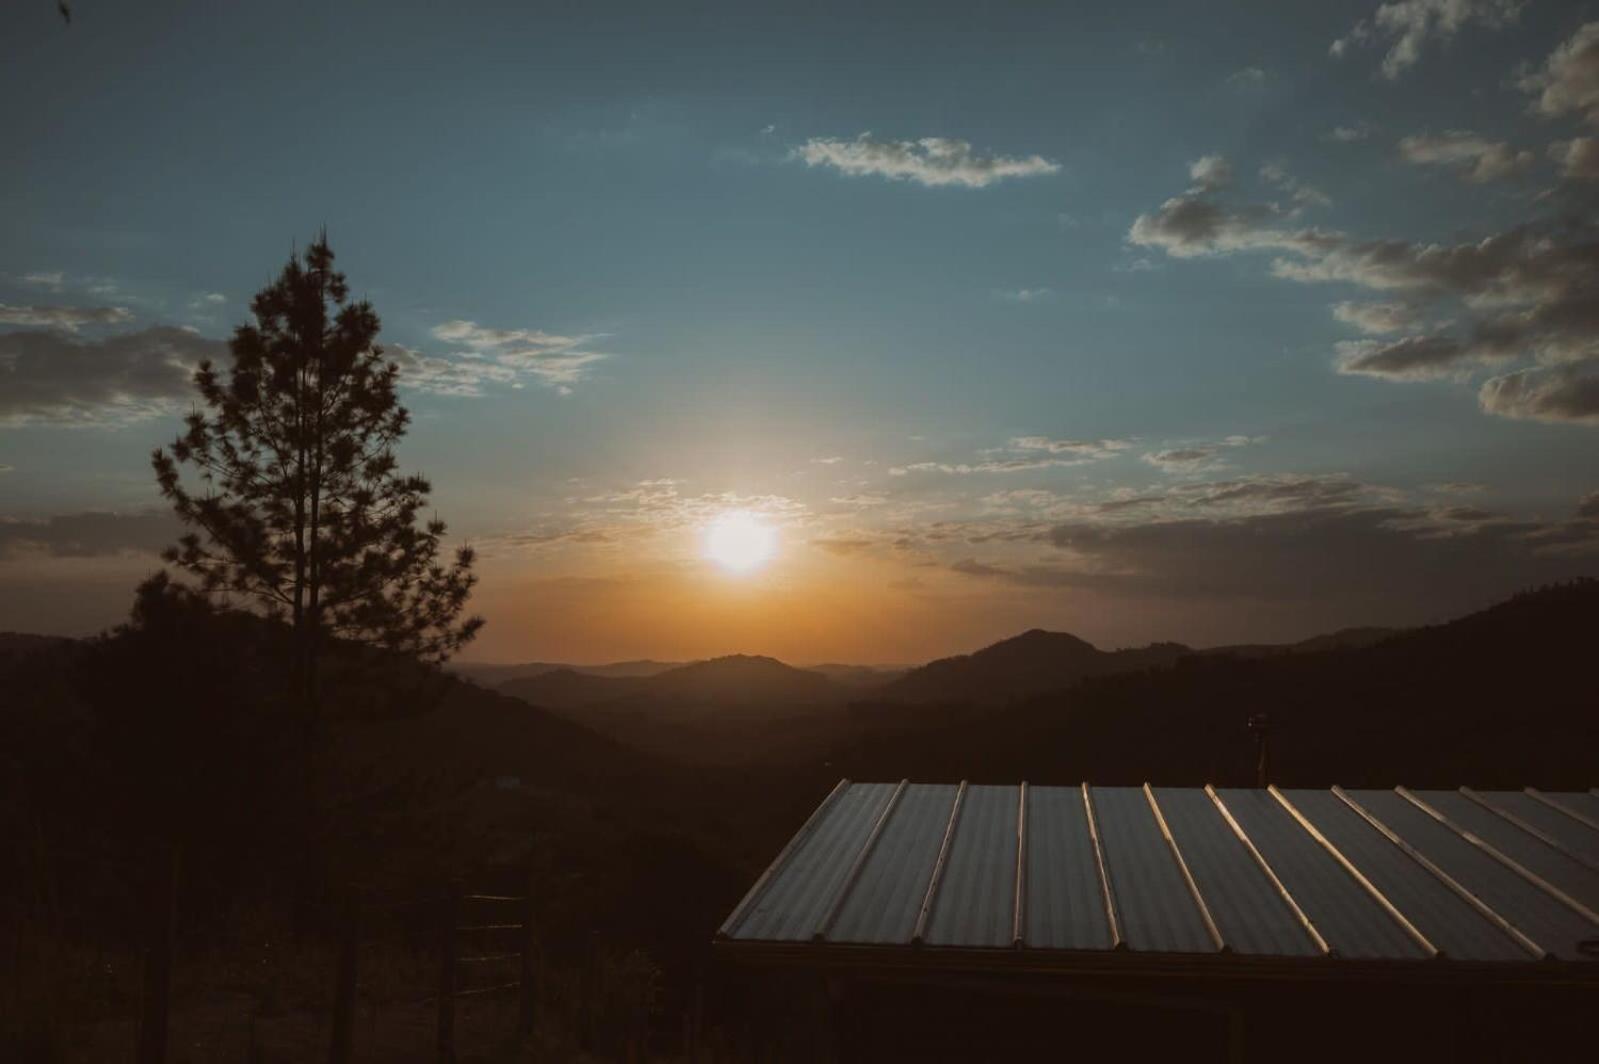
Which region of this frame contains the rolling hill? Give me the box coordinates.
[876,629,1193,704]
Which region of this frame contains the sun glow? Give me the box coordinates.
[703,510,778,573]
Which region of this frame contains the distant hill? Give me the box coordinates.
[877,629,1192,704]
[838,580,1599,789]
[452,658,684,688]
[500,653,839,712]
[807,663,910,688]
[1203,626,1399,659]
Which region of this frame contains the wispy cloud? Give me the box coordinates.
[0,304,133,331]
[1331,0,1523,79]
[1397,131,1535,183]
[1519,22,1599,126]
[0,326,216,427]
[424,319,609,395]
[793,133,1060,188]
[997,287,1055,303]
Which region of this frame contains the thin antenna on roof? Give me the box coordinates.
[1248,713,1272,788]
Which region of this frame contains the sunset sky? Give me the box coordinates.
[3,0,1598,664]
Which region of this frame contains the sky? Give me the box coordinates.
[3,0,1598,664]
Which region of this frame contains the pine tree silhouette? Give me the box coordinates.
[153,234,482,716]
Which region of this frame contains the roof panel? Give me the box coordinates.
[1544,791,1599,831]
[1416,791,1599,915]
[924,784,1018,948]
[1472,791,1599,868]
[1346,790,1599,962]
[1092,786,1215,953]
[1282,789,1525,962]
[828,784,957,945]
[1216,788,1427,960]
[1154,787,1319,956]
[730,781,898,942]
[1023,784,1114,951]
[720,781,1599,974]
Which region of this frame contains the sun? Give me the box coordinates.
[703,510,777,573]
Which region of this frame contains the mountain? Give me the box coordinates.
[452,658,683,688]
[837,580,1599,789]
[1203,626,1399,659]
[646,654,837,702]
[807,663,910,687]
[499,653,839,712]
[877,629,1192,704]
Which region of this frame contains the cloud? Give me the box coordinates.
[1131,159,1599,421]
[812,537,876,557]
[1332,300,1423,333]
[1127,190,1307,259]
[1331,0,1523,79]
[1189,155,1233,190]
[1259,162,1332,208]
[1550,137,1599,180]
[1140,435,1260,474]
[1334,335,1479,380]
[1327,124,1374,143]
[427,319,608,394]
[1227,66,1267,86]
[388,344,518,397]
[1142,447,1218,472]
[0,304,133,331]
[20,271,64,289]
[812,455,845,465]
[890,437,1132,477]
[0,326,217,426]
[793,133,1060,189]
[1520,22,1599,125]
[998,287,1054,303]
[0,510,181,559]
[1009,436,1134,459]
[938,472,1598,619]
[1478,363,1599,423]
[1397,131,1535,183]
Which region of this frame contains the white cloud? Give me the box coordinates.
[21,271,64,289]
[1397,131,1535,183]
[1188,154,1233,190]
[889,437,1131,477]
[0,304,133,331]
[1130,159,1599,421]
[1260,162,1332,208]
[1009,436,1134,459]
[1550,137,1599,179]
[1478,363,1599,423]
[426,319,608,394]
[1520,22,1599,126]
[1227,66,1267,86]
[793,133,1060,189]
[1331,0,1523,79]
[1327,123,1374,143]
[998,287,1054,303]
[1332,300,1424,334]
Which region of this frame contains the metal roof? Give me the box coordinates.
[717,782,1599,976]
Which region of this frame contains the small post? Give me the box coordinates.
[137,841,180,1064]
[518,868,536,1037]
[1248,713,1272,788]
[328,885,359,1064]
[437,883,458,1064]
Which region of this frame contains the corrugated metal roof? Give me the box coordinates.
[718,782,1599,973]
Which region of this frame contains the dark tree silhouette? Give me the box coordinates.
[153,235,482,713]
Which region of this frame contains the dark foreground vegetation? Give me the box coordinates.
[4,578,1597,1061]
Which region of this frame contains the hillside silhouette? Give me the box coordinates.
[876,629,1191,704]
[835,580,1599,789]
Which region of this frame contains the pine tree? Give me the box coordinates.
[152,235,482,713]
